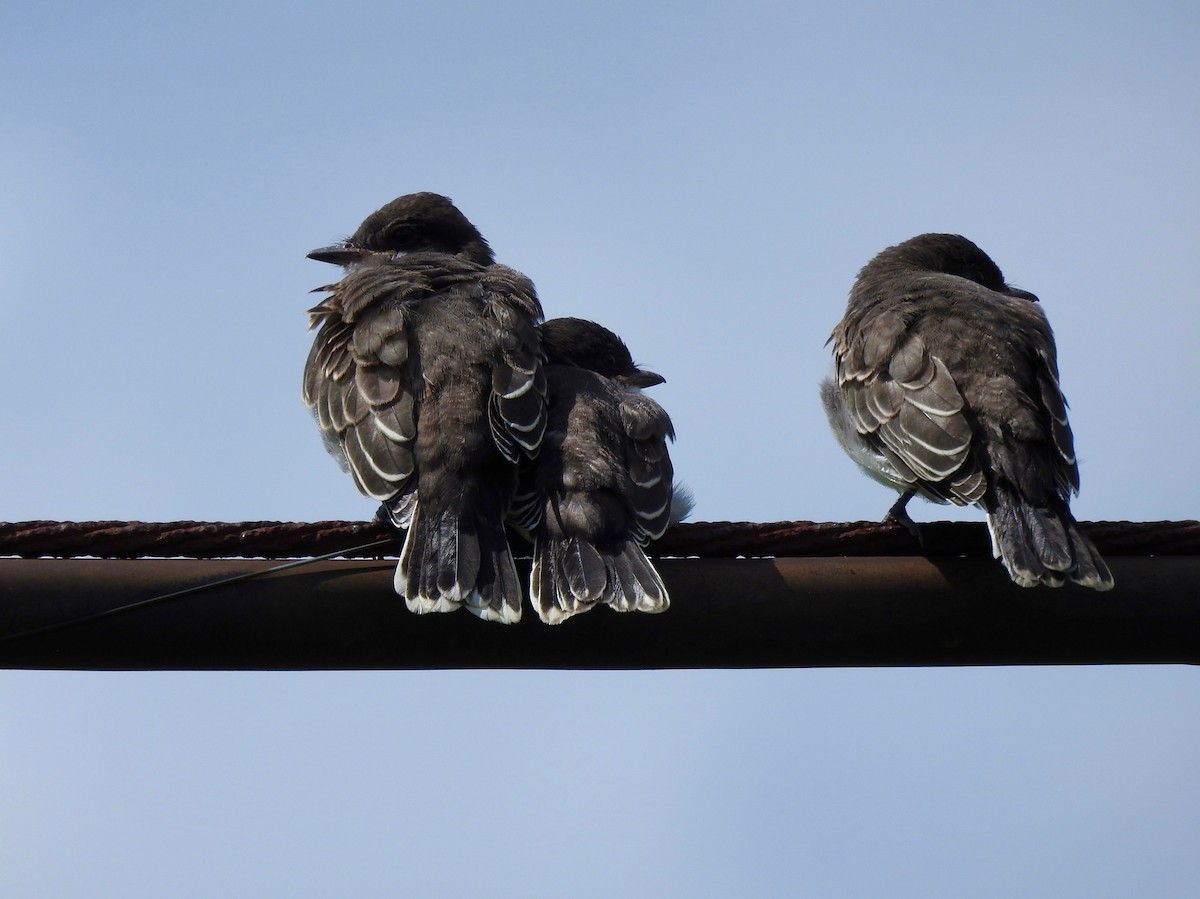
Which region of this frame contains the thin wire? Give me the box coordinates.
[0,538,394,645]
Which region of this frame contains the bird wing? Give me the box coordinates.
[831,306,985,505]
[302,260,424,503]
[1031,329,1081,498]
[618,392,676,542]
[481,265,548,465]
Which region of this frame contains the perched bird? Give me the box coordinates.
[511,317,679,624]
[822,233,1112,590]
[303,192,547,622]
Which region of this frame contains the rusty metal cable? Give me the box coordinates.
[0,518,1196,560]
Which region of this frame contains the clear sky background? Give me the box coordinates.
[3,1,1198,896]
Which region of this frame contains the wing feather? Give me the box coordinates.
[834,329,980,505]
[302,261,422,503]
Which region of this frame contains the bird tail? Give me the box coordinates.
[396,500,523,623]
[530,535,669,625]
[986,484,1113,591]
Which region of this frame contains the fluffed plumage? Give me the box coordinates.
[303,193,547,622]
[822,233,1112,591]
[511,317,678,624]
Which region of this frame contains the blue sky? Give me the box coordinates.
[3,1,1198,896]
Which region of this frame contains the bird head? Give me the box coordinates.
[877,233,1040,301]
[308,192,495,267]
[541,317,665,387]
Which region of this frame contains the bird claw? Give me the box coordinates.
[886,491,924,546]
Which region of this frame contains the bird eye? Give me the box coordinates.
[381,222,416,247]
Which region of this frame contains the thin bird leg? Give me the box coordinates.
[886,490,923,545]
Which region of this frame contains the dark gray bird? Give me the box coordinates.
[822,233,1113,590]
[303,192,547,622]
[511,317,678,624]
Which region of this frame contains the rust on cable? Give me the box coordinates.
[0,518,1196,560]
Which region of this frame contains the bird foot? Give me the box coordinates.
[885,492,924,546]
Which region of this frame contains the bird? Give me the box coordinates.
[510,317,680,624]
[821,233,1113,591]
[303,192,547,622]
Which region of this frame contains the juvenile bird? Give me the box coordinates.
[822,233,1112,590]
[303,192,547,622]
[511,317,679,624]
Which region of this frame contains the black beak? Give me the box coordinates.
[307,244,372,265]
[618,369,666,389]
